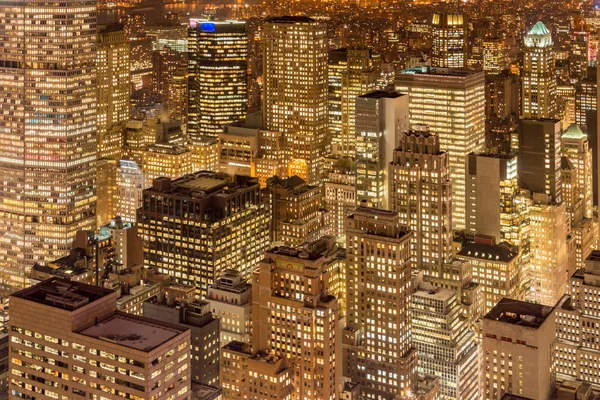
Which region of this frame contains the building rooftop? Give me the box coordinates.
[12,278,114,311]
[265,15,315,24]
[269,246,323,261]
[191,382,222,400]
[563,123,586,139]
[458,241,517,263]
[359,90,404,99]
[78,312,187,352]
[484,298,554,329]
[431,13,464,27]
[413,283,455,302]
[178,176,230,192]
[399,66,482,77]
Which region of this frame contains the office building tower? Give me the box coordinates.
[343,206,417,399]
[123,120,148,166]
[221,341,294,400]
[263,16,328,185]
[518,119,563,203]
[355,91,409,209]
[522,22,556,119]
[97,24,130,161]
[482,38,507,75]
[188,20,247,140]
[575,78,597,131]
[555,251,600,390]
[207,271,251,344]
[9,278,191,399]
[412,281,480,399]
[116,160,144,224]
[396,68,485,230]
[153,47,188,124]
[562,124,594,219]
[252,246,339,399]
[0,0,97,288]
[139,172,269,297]
[482,298,557,400]
[96,158,118,227]
[325,157,357,239]
[457,235,523,313]
[142,144,192,189]
[529,194,568,306]
[143,296,220,386]
[328,48,378,155]
[466,153,523,242]
[431,14,465,68]
[389,130,452,278]
[262,175,330,246]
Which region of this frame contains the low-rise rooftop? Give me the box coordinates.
[78,312,187,352]
[484,298,554,329]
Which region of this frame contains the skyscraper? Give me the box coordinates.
[522,22,556,119]
[389,130,452,278]
[396,67,485,230]
[263,16,328,185]
[188,20,248,142]
[518,119,563,203]
[252,246,339,399]
[138,172,269,298]
[97,24,130,161]
[431,14,466,68]
[0,0,97,288]
[328,47,378,155]
[562,124,594,219]
[355,91,409,209]
[343,205,417,399]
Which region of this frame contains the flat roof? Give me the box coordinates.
[484,298,554,329]
[265,15,315,23]
[178,176,229,192]
[78,312,187,352]
[12,278,114,311]
[399,66,482,77]
[359,90,404,99]
[413,286,455,302]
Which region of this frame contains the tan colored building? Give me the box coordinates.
[116,160,144,223]
[522,22,556,119]
[482,298,556,400]
[252,246,340,400]
[529,194,568,306]
[431,14,465,68]
[343,205,417,399]
[221,341,293,400]
[142,143,192,188]
[263,16,328,185]
[96,158,118,227]
[207,271,251,345]
[390,129,452,279]
[555,251,600,390]
[263,175,330,246]
[9,278,192,400]
[457,235,523,314]
[324,157,356,239]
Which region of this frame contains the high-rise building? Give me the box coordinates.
[0,0,98,288]
[518,119,563,203]
[389,130,452,278]
[221,341,294,400]
[562,124,594,219]
[143,296,220,386]
[412,280,480,399]
[555,251,600,390]
[188,20,247,141]
[325,157,356,239]
[96,158,118,227]
[206,271,251,345]
[466,153,522,242]
[529,194,568,306]
[252,246,339,399]
[575,77,597,131]
[431,14,465,68]
[262,175,330,246]
[263,16,328,185]
[328,48,378,155]
[457,235,524,313]
[396,68,485,230]
[343,206,417,399]
[116,160,144,224]
[97,24,130,161]
[482,298,557,400]
[356,91,409,209]
[138,172,269,297]
[522,22,556,119]
[9,278,191,399]
[482,38,507,75]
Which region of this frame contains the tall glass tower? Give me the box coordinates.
[0,0,97,288]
